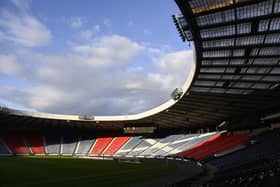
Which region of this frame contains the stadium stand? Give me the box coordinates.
[2,135,29,155]
[103,136,131,156]
[153,134,198,156]
[140,134,184,156]
[45,135,61,155]
[90,137,113,155]
[62,135,79,155]
[26,135,45,155]
[0,139,11,155]
[75,136,95,155]
[177,133,251,160]
[129,138,159,156]
[167,132,217,156]
[207,130,280,170]
[114,136,142,157]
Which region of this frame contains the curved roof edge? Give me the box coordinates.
[1,47,196,122]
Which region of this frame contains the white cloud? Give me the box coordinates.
[10,0,31,11]
[0,9,51,47]
[70,17,87,28]
[73,35,144,66]
[79,30,93,40]
[0,54,27,76]
[155,50,192,73]
[0,33,193,115]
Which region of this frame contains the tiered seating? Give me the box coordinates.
[62,136,78,155]
[167,133,217,156]
[90,137,113,155]
[153,134,198,156]
[26,135,45,155]
[75,136,95,155]
[208,130,280,170]
[114,136,142,156]
[140,134,184,156]
[2,135,29,155]
[129,138,158,156]
[45,135,61,155]
[176,133,251,160]
[0,139,11,155]
[103,136,130,156]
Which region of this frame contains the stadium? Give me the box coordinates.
[1,0,280,186]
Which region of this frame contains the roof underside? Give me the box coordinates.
[1,0,280,133]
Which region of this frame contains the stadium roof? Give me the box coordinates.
[1,0,280,133]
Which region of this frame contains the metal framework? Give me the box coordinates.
[1,0,280,133]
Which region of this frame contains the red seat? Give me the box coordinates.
[2,135,29,155]
[176,133,251,160]
[103,137,130,156]
[26,135,45,155]
[90,137,113,155]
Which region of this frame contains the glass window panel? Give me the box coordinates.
[258,47,280,55]
[252,83,271,89]
[237,22,252,34]
[194,81,216,86]
[230,59,247,65]
[191,87,210,92]
[262,76,280,81]
[233,49,246,56]
[271,67,280,73]
[235,35,265,46]
[203,39,234,48]
[226,89,245,94]
[237,0,273,20]
[274,0,280,13]
[265,34,280,44]
[210,88,226,93]
[198,74,222,79]
[200,67,226,72]
[196,9,235,27]
[203,50,231,57]
[259,19,270,32]
[234,82,253,88]
[241,75,262,80]
[254,58,280,65]
[270,18,280,30]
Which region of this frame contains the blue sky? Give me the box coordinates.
[0,0,193,115]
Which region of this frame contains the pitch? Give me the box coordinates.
[0,156,176,187]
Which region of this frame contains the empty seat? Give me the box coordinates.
[2,135,29,155]
[103,136,130,156]
[114,136,142,156]
[62,136,78,155]
[140,134,184,156]
[154,134,198,156]
[45,135,61,155]
[90,137,113,155]
[0,139,11,155]
[176,133,251,160]
[129,138,158,156]
[167,133,216,155]
[26,135,45,155]
[75,137,95,155]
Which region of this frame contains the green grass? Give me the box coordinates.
[0,156,176,187]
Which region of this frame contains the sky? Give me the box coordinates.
[0,0,193,115]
